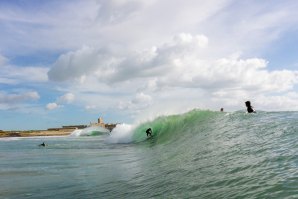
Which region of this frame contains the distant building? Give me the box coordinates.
[90,117,105,128]
[98,117,104,124]
[46,117,117,132]
[90,116,118,131]
[62,125,87,129]
[48,125,87,131]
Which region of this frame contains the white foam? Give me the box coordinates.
[70,129,83,137]
[105,123,135,144]
[0,137,22,141]
[69,126,110,137]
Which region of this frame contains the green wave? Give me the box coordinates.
[132,109,221,144]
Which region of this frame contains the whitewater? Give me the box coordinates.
[0,109,297,198]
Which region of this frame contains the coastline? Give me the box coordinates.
[0,117,117,138]
[0,129,74,138]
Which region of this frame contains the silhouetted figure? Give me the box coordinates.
[245,101,256,113]
[39,142,46,147]
[220,108,224,112]
[146,128,152,137]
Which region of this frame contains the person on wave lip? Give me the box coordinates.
[245,101,256,113]
[146,128,152,137]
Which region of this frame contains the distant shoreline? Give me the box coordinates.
[0,117,118,138]
[0,129,74,138]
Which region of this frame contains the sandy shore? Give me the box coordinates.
[0,129,74,137]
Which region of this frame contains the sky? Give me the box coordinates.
[1,0,298,130]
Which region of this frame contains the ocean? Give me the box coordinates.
[0,109,297,199]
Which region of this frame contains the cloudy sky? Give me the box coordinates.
[1,0,298,130]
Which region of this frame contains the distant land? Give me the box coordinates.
[0,117,118,138]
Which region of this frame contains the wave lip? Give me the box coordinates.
[70,126,110,137]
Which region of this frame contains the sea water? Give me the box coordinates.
[0,110,297,199]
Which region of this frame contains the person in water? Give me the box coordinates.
[39,142,46,147]
[146,128,152,137]
[220,108,224,112]
[245,101,256,113]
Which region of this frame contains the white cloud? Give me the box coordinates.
[96,0,146,24]
[46,30,298,116]
[0,91,39,103]
[132,92,152,104]
[48,33,298,93]
[256,93,298,111]
[47,33,209,83]
[46,102,59,110]
[2,0,298,121]
[57,93,75,104]
[0,91,40,110]
[46,92,75,110]
[118,92,152,111]
[85,105,97,110]
[0,54,8,66]
[0,64,49,84]
[1,0,298,56]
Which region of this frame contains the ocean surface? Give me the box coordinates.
[0,109,297,199]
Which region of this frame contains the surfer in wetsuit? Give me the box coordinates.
[146,128,152,137]
[245,101,256,113]
[39,142,46,147]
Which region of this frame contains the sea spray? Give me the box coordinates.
[105,123,135,143]
[70,126,110,137]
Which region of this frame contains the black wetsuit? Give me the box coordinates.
[245,101,255,113]
[146,128,152,137]
[247,106,255,113]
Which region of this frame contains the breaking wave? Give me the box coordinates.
[70,126,110,137]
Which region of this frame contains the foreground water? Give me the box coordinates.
[0,110,297,199]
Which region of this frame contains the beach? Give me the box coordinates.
[0,129,74,137]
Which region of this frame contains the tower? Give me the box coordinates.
[98,117,104,124]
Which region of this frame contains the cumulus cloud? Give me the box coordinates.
[0,91,40,110]
[46,29,298,115]
[48,33,209,83]
[2,0,298,121]
[0,54,8,66]
[118,92,152,111]
[132,92,152,104]
[96,0,145,24]
[0,91,39,103]
[46,102,59,110]
[1,0,298,56]
[48,33,298,93]
[46,92,75,110]
[57,93,75,104]
[0,64,49,84]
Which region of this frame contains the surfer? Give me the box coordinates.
[245,101,256,113]
[39,142,46,147]
[220,108,224,112]
[146,128,152,137]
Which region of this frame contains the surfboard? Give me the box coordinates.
[146,135,154,139]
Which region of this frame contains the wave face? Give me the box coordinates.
[132,109,218,143]
[125,109,298,198]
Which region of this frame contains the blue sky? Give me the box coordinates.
[1,0,298,130]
